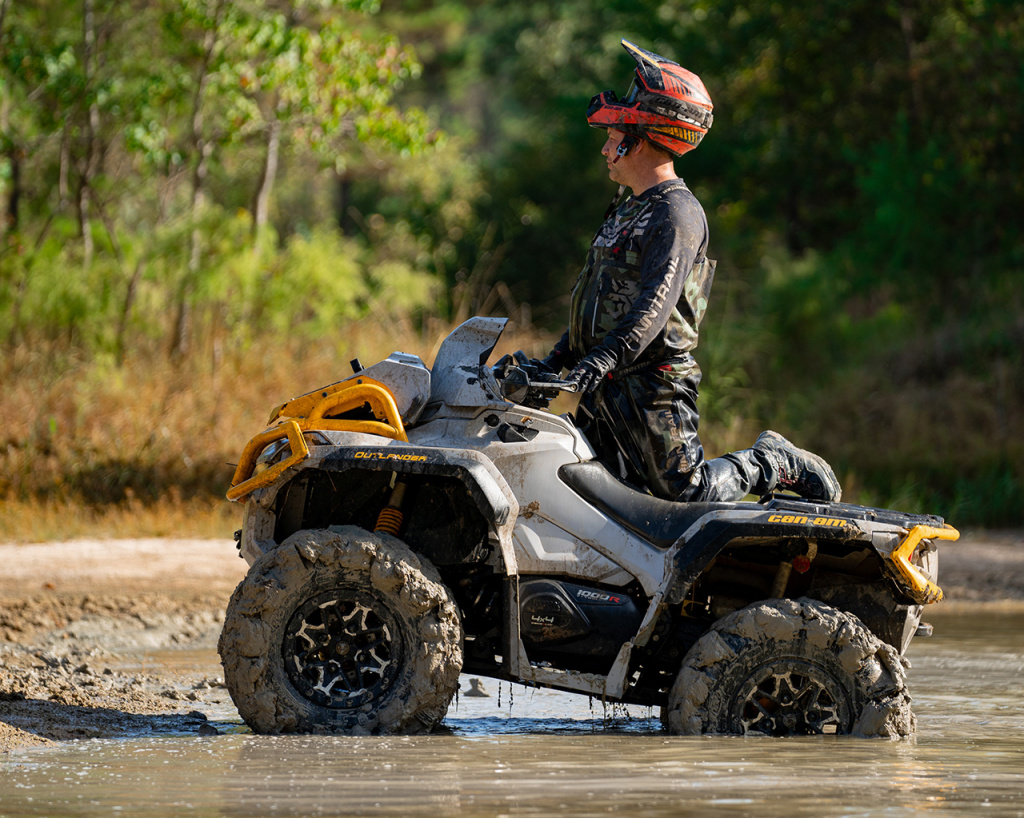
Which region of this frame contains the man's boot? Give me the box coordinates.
[752,430,842,502]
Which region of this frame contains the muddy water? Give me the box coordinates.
[2,607,1023,817]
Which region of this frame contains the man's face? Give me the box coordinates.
[601,128,632,185]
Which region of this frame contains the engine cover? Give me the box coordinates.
[519,579,643,670]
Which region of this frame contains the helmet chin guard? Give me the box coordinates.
[587,40,713,157]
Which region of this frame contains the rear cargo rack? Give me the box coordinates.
[891,524,960,604]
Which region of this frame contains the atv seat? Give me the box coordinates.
[558,461,744,548]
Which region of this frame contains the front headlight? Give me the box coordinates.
[253,431,329,475]
[253,439,290,475]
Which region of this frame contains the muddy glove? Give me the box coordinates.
[537,351,565,375]
[492,352,524,380]
[495,351,560,382]
[566,354,613,395]
[519,350,561,377]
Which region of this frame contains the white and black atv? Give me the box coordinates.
[218,317,959,737]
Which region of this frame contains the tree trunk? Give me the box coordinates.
[1,90,17,237]
[252,97,283,237]
[336,172,354,236]
[6,147,19,234]
[78,0,101,269]
[115,260,143,366]
[898,1,925,137]
[170,0,225,361]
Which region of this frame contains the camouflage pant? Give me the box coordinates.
[579,363,770,502]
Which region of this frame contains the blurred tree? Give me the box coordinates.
[0,0,432,357]
[377,0,1022,318]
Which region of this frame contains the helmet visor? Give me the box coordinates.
[586,79,641,122]
[586,90,616,119]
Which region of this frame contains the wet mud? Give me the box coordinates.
[1,530,1022,755]
[0,593,229,751]
[1,539,244,752]
[2,615,1023,817]
[666,597,915,737]
[219,527,463,736]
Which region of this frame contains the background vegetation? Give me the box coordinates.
[1,0,1021,540]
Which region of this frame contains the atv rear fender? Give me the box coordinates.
[666,501,956,604]
[660,500,958,654]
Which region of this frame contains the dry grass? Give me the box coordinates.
[0,315,555,544]
[6,307,1013,544]
[0,495,238,544]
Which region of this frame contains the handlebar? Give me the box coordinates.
[530,376,580,394]
[494,363,578,406]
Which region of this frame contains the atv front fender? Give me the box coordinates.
[319,444,515,525]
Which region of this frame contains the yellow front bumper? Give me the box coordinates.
[227,380,407,502]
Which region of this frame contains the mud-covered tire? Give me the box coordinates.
[218,526,463,735]
[664,598,915,738]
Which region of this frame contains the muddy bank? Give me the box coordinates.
[929,529,1024,603]
[2,531,1021,753]
[0,608,227,753]
[1,539,245,753]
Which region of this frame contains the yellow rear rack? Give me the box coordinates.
[890,524,960,604]
[228,379,407,502]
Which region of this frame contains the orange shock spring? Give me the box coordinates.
[374,507,404,536]
[374,479,407,536]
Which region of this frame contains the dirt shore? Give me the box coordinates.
[2,531,1022,753]
[0,538,247,754]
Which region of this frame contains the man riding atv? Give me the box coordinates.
[519,40,841,505]
[216,39,959,742]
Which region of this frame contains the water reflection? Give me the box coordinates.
[2,607,1022,817]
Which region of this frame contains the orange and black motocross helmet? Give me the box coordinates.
[587,40,713,157]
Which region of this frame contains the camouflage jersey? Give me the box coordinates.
[550,179,715,382]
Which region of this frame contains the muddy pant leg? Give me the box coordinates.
[578,388,658,489]
[590,368,705,500]
[678,449,772,502]
[589,368,778,502]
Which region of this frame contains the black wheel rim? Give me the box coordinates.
[730,659,853,736]
[283,588,401,710]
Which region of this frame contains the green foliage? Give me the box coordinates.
[0,212,436,351]
[262,227,365,332]
[1,0,1022,524]
[347,135,488,288]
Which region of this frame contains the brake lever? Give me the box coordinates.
[499,367,580,405]
[530,378,579,394]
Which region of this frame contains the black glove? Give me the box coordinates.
[494,350,559,381]
[515,351,549,374]
[566,356,611,395]
[517,350,568,378]
[492,352,529,379]
[538,351,565,375]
